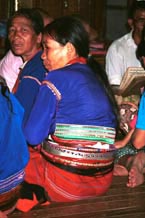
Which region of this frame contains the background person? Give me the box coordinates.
[114,26,145,187]
[106,1,145,103]
[7,8,46,125]
[0,8,53,92]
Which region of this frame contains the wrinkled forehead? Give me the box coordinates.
[10,15,33,26]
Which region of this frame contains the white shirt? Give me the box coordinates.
[0,50,23,91]
[105,31,142,85]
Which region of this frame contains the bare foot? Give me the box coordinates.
[127,166,144,188]
[126,155,134,169]
[113,164,128,176]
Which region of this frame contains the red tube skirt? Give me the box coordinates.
[24,147,113,202]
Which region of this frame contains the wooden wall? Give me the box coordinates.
[0,0,106,39]
[0,0,135,58]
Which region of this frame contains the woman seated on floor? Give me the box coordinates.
[0,76,29,217]
[21,15,119,208]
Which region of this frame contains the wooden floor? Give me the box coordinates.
[8,176,145,218]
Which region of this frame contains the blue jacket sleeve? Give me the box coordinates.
[23,85,57,145]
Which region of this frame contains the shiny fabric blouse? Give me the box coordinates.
[15,51,46,126]
[24,63,117,145]
[0,89,29,194]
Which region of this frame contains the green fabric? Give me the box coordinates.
[54,123,116,144]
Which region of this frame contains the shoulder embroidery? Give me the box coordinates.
[23,76,41,85]
[42,80,62,101]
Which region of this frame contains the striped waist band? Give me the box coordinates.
[53,123,116,145]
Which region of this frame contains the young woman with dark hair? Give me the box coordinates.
[23,16,118,206]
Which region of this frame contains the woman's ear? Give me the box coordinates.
[66,42,76,57]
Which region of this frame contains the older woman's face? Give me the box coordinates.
[41,35,69,71]
[8,16,42,61]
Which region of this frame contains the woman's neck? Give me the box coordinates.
[67,56,87,65]
[22,47,41,62]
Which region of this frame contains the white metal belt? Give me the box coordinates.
[42,140,116,161]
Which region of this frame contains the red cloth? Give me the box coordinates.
[16,193,38,212]
[17,147,113,211]
[24,147,45,187]
[12,68,22,93]
[129,114,137,129]
[43,161,113,202]
[16,147,47,212]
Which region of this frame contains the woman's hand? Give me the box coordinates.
[114,140,127,149]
